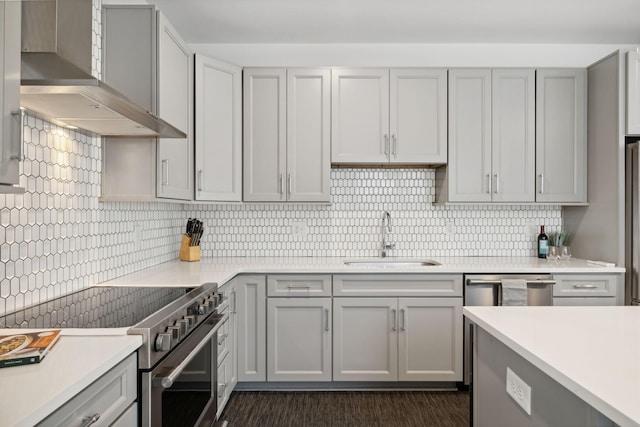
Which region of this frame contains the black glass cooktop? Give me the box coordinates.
[0,286,193,329]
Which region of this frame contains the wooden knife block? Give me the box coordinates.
[179,234,201,262]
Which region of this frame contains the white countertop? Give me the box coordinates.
[0,331,142,427]
[463,306,640,427]
[100,256,624,287]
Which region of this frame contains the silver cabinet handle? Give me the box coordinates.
[232,289,237,314]
[539,173,544,194]
[279,173,284,195]
[494,173,499,194]
[400,308,406,331]
[161,159,169,186]
[391,308,397,331]
[324,308,330,332]
[287,284,312,289]
[287,173,292,195]
[384,133,389,155]
[392,134,397,158]
[197,170,203,192]
[80,414,100,427]
[486,174,492,194]
[573,284,598,289]
[10,109,25,161]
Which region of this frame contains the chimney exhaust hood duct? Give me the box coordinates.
[20,0,185,138]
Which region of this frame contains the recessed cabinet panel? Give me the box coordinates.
[195,55,242,201]
[243,69,287,201]
[536,69,587,203]
[627,49,640,135]
[236,275,267,382]
[156,12,193,200]
[331,69,389,163]
[390,69,447,163]
[492,69,535,202]
[447,69,492,202]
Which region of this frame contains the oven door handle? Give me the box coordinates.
[153,312,229,389]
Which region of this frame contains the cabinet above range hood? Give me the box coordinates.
[20,0,185,138]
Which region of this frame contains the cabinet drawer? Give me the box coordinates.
[218,315,230,364]
[553,297,616,306]
[217,352,231,419]
[552,275,617,297]
[333,274,463,297]
[39,353,137,427]
[267,275,331,297]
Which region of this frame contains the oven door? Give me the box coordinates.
[141,312,228,427]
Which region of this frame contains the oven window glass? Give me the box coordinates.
[161,342,214,426]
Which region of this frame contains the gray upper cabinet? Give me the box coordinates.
[101,6,193,201]
[440,69,492,202]
[195,55,242,202]
[0,1,23,192]
[331,68,447,165]
[155,12,193,200]
[627,49,640,135]
[439,67,583,205]
[491,69,536,202]
[535,68,587,204]
[243,68,330,202]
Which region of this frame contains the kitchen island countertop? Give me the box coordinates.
[0,332,142,427]
[464,306,640,426]
[100,256,625,288]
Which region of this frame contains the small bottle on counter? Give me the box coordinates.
[537,225,549,258]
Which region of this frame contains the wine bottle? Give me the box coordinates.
[537,225,549,258]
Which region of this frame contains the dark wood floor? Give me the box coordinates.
[220,390,470,427]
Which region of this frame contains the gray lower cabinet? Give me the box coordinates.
[236,275,267,382]
[217,281,238,416]
[552,274,622,306]
[38,353,137,427]
[332,274,463,382]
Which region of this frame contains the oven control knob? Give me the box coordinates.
[155,333,171,352]
[185,315,195,329]
[206,297,216,310]
[176,319,188,336]
[198,304,207,316]
[167,325,181,342]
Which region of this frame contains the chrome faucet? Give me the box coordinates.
[381,211,396,257]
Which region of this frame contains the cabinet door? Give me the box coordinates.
[331,69,389,164]
[243,68,287,201]
[390,69,447,164]
[229,283,238,390]
[448,69,492,202]
[156,11,193,200]
[0,1,21,188]
[195,55,242,201]
[628,49,640,135]
[398,298,463,382]
[491,69,535,202]
[287,69,331,202]
[267,298,332,381]
[536,69,587,203]
[333,298,398,381]
[235,275,267,382]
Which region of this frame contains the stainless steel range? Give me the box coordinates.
[0,282,227,427]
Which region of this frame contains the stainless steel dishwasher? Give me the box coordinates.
[463,274,556,385]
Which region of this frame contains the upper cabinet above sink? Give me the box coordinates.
[331,68,447,166]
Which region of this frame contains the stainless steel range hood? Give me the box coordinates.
[20,0,185,138]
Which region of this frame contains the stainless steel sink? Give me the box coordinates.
[344,259,440,267]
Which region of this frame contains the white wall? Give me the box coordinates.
[190,43,636,68]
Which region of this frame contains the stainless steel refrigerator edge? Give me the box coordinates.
[626,141,640,305]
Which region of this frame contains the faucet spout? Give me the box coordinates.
[381,211,395,257]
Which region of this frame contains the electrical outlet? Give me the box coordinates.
[291,221,308,237]
[445,220,456,235]
[133,221,143,251]
[506,367,531,415]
